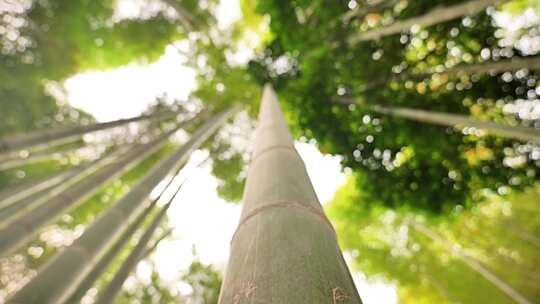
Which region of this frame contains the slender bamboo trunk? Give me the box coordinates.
[8,107,238,304]
[424,56,540,78]
[63,202,157,304]
[0,168,72,209]
[64,174,182,304]
[335,97,540,143]
[412,222,532,304]
[0,142,83,171]
[0,116,194,258]
[348,0,503,44]
[361,56,540,92]
[0,110,177,155]
[0,136,81,163]
[372,104,540,143]
[478,216,540,249]
[0,146,131,223]
[455,222,540,276]
[140,227,174,259]
[219,85,361,303]
[95,180,185,304]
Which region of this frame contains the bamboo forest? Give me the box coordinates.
[1,0,540,303]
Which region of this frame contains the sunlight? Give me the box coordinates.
[64,45,196,122]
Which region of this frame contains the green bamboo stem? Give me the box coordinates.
[372,104,540,143]
[8,107,238,304]
[0,146,130,214]
[348,0,503,44]
[361,56,540,93]
[0,168,73,209]
[0,146,131,223]
[0,110,178,156]
[0,142,83,171]
[95,180,185,304]
[140,227,174,260]
[219,86,361,303]
[0,117,193,258]
[64,172,184,304]
[335,97,540,143]
[424,56,540,78]
[412,222,532,304]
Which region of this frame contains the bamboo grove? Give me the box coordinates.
[0,0,539,303]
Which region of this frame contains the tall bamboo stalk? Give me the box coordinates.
[64,173,183,304]
[219,86,361,303]
[95,180,185,304]
[0,146,131,223]
[0,117,193,258]
[361,56,540,92]
[412,222,532,304]
[140,227,174,259]
[0,168,73,209]
[8,107,238,304]
[424,56,540,78]
[348,0,503,44]
[0,142,83,171]
[0,110,177,155]
[0,136,81,161]
[335,97,540,143]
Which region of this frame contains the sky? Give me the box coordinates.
[64,0,399,302]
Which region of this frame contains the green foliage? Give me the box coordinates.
[212,148,246,203]
[327,177,540,303]
[116,270,180,304]
[181,261,222,303]
[250,0,540,212]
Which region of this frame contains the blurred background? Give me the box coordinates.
[0,0,539,303]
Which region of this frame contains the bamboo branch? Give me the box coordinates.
[334,96,540,143]
[348,0,504,44]
[412,222,532,304]
[0,110,178,155]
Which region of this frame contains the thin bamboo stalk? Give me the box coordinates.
[348,0,503,44]
[140,227,174,260]
[0,146,137,226]
[0,169,73,209]
[8,107,239,304]
[425,56,540,77]
[335,97,540,143]
[0,117,193,258]
[413,222,532,304]
[0,142,83,171]
[372,104,540,143]
[360,56,540,93]
[0,136,81,162]
[95,180,186,304]
[64,172,184,304]
[0,110,177,155]
[0,147,128,215]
